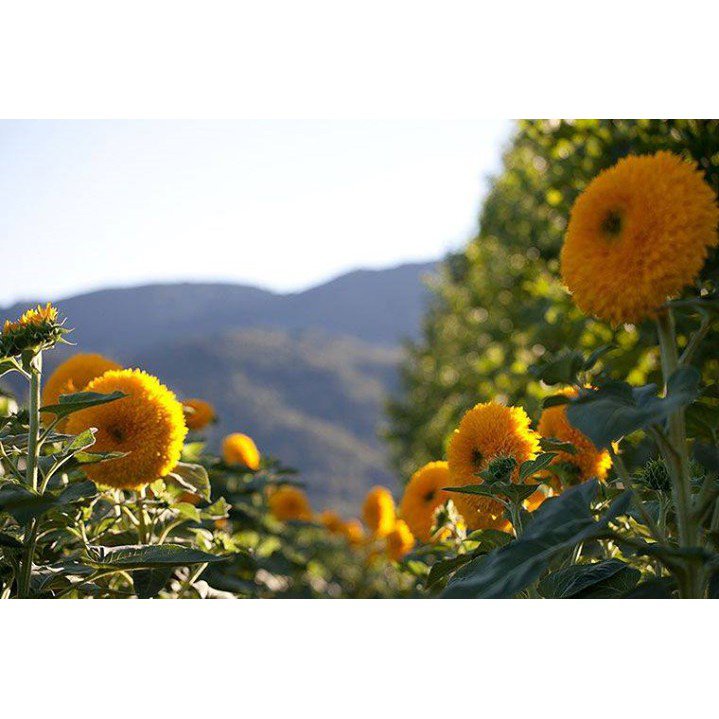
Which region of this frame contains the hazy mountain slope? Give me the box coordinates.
[0,261,437,509]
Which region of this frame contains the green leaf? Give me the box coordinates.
[531,350,585,385]
[442,480,631,598]
[539,437,577,455]
[566,367,701,449]
[83,543,228,569]
[425,555,474,589]
[624,576,677,598]
[583,344,615,371]
[166,462,211,502]
[40,390,126,419]
[0,531,23,549]
[537,559,640,598]
[444,482,538,504]
[74,450,126,464]
[542,394,570,409]
[62,428,97,454]
[519,453,557,481]
[133,568,172,598]
[0,480,97,523]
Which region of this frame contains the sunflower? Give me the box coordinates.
[362,486,396,538]
[222,433,260,470]
[561,152,719,325]
[65,369,187,490]
[319,509,345,534]
[537,388,611,483]
[42,353,122,428]
[386,520,415,561]
[447,401,540,531]
[340,519,365,546]
[1,303,63,355]
[399,461,451,543]
[183,398,216,430]
[268,485,312,522]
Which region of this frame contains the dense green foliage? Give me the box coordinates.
[387,119,719,479]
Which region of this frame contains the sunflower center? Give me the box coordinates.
[423,489,435,503]
[600,209,623,238]
[471,449,484,469]
[107,425,125,443]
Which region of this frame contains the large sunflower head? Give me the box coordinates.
[42,353,122,428]
[1,303,64,356]
[65,369,187,490]
[537,388,612,483]
[385,519,415,561]
[183,398,216,431]
[268,485,312,522]
[447,401,540,531]
[561,152,719,325]
[222,433,260,470]
[399,461,451,543]
[362,486,396,538]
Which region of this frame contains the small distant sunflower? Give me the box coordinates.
[447,402,540,531]
[222,433,260,470]
[340,519,365,546]
[319,509,345,534]
[362,486,396,538]
[269,485,312,522]
[1,303,64,355]
[42,353,121,428]
[386,520,415,561]
[399,461,451,543]
[561,152,719,325]
[537,388,611,483]
[183,398,216,431]
[65,369,187,490]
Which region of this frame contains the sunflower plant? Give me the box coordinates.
[394,150,719,599]
[0,309,241,598]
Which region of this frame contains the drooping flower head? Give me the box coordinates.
[362,486,396,538]
[183,398,216,431]
[222,433,261,470]
[561,152,719,325]
[537,388,611,483]
[386,519,415,561]
[447,401,540,531]
[268,485,312,522]
[399,461,451,543]
[42,353,122,428]
[65,369,188,490]
[1,303,64,356]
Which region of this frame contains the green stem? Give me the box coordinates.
[18,353,43,598]
[136,489,150,544]
[655,309,702,597]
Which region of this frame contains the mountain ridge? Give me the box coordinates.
[0,260,438,511]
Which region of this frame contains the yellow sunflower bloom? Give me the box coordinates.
[268,485,312,522]
[399,461,451,543]
[340,519,365,546]
[537,388,612,483]
[319,509,345,534]
[65,369,187,490]
[386,519,415,561]
[42,353,122,428]
[222,433,261,470]
[447,401,540,531]
[183,398,216,431]
[561,152,719,325]
[1,303,63,355]
[362,486,396,538]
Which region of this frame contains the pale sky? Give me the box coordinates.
[0,120,511,305]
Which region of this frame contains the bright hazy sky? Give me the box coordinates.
[0,120,511,305]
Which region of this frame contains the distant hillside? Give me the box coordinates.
[1,261,437,511]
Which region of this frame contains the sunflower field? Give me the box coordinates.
[1,119,719,599]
